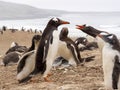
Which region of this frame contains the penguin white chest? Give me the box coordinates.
[102,44,120,89]
[46,30,75,64]
[46,31,59,60]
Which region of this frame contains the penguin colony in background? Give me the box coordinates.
[17,34,41,83]
[76,24,120,89]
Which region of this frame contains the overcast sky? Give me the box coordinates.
[1,0,120,12]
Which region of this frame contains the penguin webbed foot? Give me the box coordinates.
[44,73,53,82]
[44,77,52,82]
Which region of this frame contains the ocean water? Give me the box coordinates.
[0,12,120,37]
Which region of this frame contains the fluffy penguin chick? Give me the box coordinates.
[16,34,41,83]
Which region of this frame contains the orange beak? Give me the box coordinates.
[76,25,85,30]
[60,20,70,24]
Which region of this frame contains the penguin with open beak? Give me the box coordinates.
[33,18,70,82]
[98,33,120,90]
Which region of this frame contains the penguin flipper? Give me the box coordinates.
[17,51,34,73]
[112,55,120,89]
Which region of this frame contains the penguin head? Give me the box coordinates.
[98,33,118,45]
[59,27,69,40]
[47,17,70,28]
[75,37,88,46]
[76,24,102,37]
[32,34,42,47]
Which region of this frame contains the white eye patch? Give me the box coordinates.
[100,32,108,36]
[52,17,58,22]
[75,41,78,43]
[83,39,87,42]
[108,35,113,39]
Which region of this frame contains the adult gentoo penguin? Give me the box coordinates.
[98,33,120,90]
[34,18,70,81]
[17,34,41,83]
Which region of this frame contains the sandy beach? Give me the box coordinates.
[0,30,105,90]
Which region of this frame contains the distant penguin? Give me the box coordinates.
[17,34,41,83]
[34,18,71,82]
[98,33,120,90]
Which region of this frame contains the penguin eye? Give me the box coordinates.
[55,20,58,23]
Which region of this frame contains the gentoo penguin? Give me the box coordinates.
[75,37,98,51]
[1,42,24,66]
[34,18,71,82]
[98,33,120,90]
[17,34,41,83]
[59,27,82,64]
[75,37,88,46]
[76,24,109,51]
[52,27,95,68]
[2,51,21,66]
[6,43,28,54]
